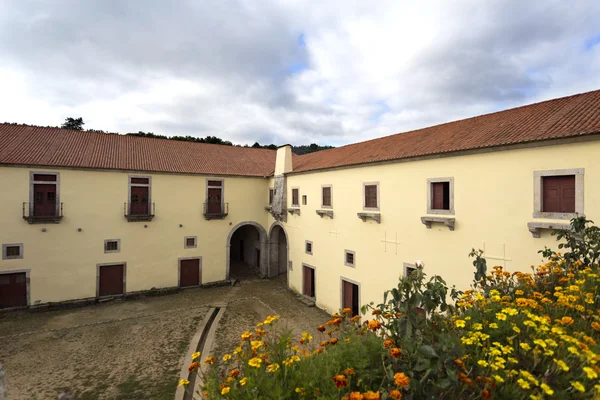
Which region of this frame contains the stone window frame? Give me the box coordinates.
[302,195,307,205]
[0,269,31,307]
[339,276,361,314]
[103,239,121,254]
[426,177,454,215]
[533,168,584,220]
[291,187,300,207]
[2,243,24,260]
[128,175,152,214]
[344,249,356,268]
[269,188,275,205]
[29,171,61,217]
[403,262,418,278]
[184,236,198,249]
[305,240,313,255]
[321,184,333,208]
[362,181,380,211]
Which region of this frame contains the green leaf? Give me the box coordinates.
[414,357,430,371]
[418,345,439,359]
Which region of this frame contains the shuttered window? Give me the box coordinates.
[104,239,120,253]
[542,175,575,213]
[345,251,355,267]
[364,185,378,208]
[431,182,450,210]
[185,236,197,248]
[292,188,299,206]
[269,189,274,205]
[322,187,332,207]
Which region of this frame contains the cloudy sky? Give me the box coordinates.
[1,1,599,146]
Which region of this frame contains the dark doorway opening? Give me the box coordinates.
[303,265,315,298]
[230,225,262,279]
[342,280,359,316]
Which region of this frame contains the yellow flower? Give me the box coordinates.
[489,323,499,329]
[541,383,554,396]
[472,323,483,331]
[248,357,262,368]
[494,375,505,383]
[240,377,247,386]
[223,354,232,361]
[496,313,507,321]
[267,363,280,373]
[221,387,230,395]
[455,319,466,328]
[192,352,201,360]
[520,343,531,351]
[233,346,242,355]
[571,381,585,393]
[512,325,521,333]
[178,379,190,386]
[204,356,216,365]
[553,359,569,372]
[517,378,530,390]
[477,360,489,367]
[515,290,524,295]
[583,367,598,379]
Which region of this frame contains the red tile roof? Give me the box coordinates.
[292,89,600,173]
[0,125,277,177]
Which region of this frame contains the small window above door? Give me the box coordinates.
[104,239,120,253]
[2,243,24,260]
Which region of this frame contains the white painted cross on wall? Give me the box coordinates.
[482,242,513,268]
[381,231,401,255]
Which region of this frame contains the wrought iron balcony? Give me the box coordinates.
[22,202,64,224]
[203,202,228,220]
[124,202,155,222]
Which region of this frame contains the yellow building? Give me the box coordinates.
[1,89,600,313]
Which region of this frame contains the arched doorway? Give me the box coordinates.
[226,222,268,280]
[268,222,289,278]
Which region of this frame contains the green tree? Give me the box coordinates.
[61,117,84,131]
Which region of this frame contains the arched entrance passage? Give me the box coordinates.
[226,222,268,280]
[268,222,289,278]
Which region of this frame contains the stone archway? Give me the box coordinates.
[226,221,268,280]
[268,221,289,278]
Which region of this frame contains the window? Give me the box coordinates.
[129,176,151,215]
[344,250,355,267]
[305,240,313,255]
[322,185,332,208]
[30,172,59,217]
[427,178,454,215]
[291,188,299,207]
[534,169,584,219]
[269,188,274,205]
[104,239,120,253]
[184,236,197,249]
[2,243,23,260]
[206,179,225,215]
[302,195,307,205]
[403,263,417,277]
[363,182,379,210]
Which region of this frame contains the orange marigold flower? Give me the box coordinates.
[351,315,361,323]
[481,389,491,399]
[591,322,600,332]
[368,320,382,331]
[394,372,410,387]
[362,391,380,400]
[333,374,348,388]
[229,369,241,378]
[320,340,329,347]
[330,338,339,345]
[372,309,382,315]
[188,362,199,372]
[389,389,402,400]
[390,348,402,358]
[383,339,394,348]
[343,307,352,314]
[204,356,216,365]
[344,368,355,376]
[317,325,326,332]
[349,392,364,400]
[313,347,324,354]
[454,359,465,368]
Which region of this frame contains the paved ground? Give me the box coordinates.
[0,267,329,400]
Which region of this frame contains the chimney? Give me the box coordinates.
[275,144,293,175]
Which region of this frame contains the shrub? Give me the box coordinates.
[186,217,600,399]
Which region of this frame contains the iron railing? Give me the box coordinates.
[22,202,63,224]
[203,202,228,220]
[124,202,155,222]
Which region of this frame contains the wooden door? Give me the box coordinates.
[130,186,149,215]
[0,273,27,308]
[207,188,222,214]
[343,280,359,316]
[303,266,315,297]
[98,264,124,297]
[180,259,200,287]
[33,184,57,217]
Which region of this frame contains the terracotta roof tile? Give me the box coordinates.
[292,89,600,173]
[0,125,277,177]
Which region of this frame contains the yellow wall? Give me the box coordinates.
[279,141,600,313]
[0,166,269,304]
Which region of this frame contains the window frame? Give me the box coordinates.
[302,195,307,205]
[269,188,274,205]
[128,175,152,215]
[205,178,225,212]
[184,236,198,249]
[533,168,584,220]
[2,243,24,260]
[291,187,300,207]
[426,177,454,215]
[344,250,355,268]
[305,240,313,255]
[103,239,121,254]
[362,182,380,211]
[321,185,333,208]
[403,262,418,278]
[29,171,60,217]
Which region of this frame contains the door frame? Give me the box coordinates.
[0,269,31,309]
[29,171,60,217]
[96,262,127,298]
[302,263,316,299]
[340,276,361,313]
[178,256,202,288]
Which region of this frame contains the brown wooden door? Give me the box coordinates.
[207,188,222,214]
[98,264,124,296]
[343,280,359,316]
[180,259,200,287]
[130,186,149,215]
[543,175,575,213]
[33,184,57,217]
[0,273,27,308]
[303,266,315,297]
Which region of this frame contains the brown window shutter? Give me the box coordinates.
[292,189,299,205]
[543,175,575,213]
[365,185,377,208]
[432,182,444,210]
[343,280,353,309]
[322,187,331,206]
[269,189,274,205]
